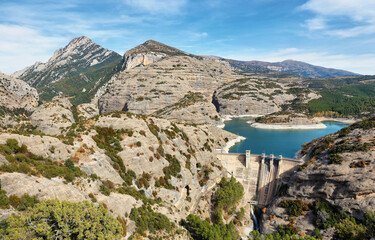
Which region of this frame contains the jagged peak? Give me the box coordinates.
[125,39,188,56]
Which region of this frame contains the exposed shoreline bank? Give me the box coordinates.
[217,114,263,129]
[250,122,327,130]
[222,136,246,153]
[313,117,358,124]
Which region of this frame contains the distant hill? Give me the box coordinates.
[202,56,359,78]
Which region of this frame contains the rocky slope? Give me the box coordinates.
[214,77,319,116]
[260,118,375,237]
[30,97,75,135]
[0,72,38,110]
[0,109,243,238]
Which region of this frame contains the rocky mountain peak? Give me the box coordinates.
[122,40,189,70]
[13,36,121,88]
[125,39,187,56]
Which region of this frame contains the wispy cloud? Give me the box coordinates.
[299,0,375,37]
[124,0,187,14]
[0,24,67,74]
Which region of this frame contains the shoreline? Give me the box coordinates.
[250,122,327,130]
[222,136,246,153]
[218,114,263,129]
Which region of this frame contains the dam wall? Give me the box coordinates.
[217,151,301,207]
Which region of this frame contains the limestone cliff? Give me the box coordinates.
[97,54,239,117]
[0,72,38,110]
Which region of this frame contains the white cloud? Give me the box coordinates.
[0,25,67,74]
[124,0,187,14]
[300,0,375,37]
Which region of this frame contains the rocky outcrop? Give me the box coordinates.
[13,36,121,88]
[154,92,221,125]
[0,172,88,202]
[215,78,319,116]
[261,119,375,236]
[0,72,38,110]
[98,54,239,117]
[123,40,188,70]
[77,102,99,119]
[0,133,74,162]
[30,97,75,135]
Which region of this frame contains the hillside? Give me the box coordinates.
[0,97,258,239]
[259,118,375,239]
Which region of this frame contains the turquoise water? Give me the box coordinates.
[223,118,349,158]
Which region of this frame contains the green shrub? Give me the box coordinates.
[334,218,366,240]
[6,139,19,153]
[280,199,312,217]
[183,214,239,240]
[328,153,343,164]
[0,190,10,209]
[1,199,123,239]
[214,177,244,213]
[130,205,173,235]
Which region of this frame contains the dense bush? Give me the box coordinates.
[130,205,173,235]
[0,199,123,239]
[280,199,312,217]
[183,214,239,240]
[214,177,244,212]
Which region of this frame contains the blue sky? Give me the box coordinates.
[1,0,375,74]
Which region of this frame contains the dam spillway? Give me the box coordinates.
[216,150,301,207]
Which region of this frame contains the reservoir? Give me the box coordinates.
[223,118,349,158]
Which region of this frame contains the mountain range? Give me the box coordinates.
[7,36,360,106]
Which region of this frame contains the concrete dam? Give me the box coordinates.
[216,150,301,207]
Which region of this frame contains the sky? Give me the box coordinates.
[1,0,375,75]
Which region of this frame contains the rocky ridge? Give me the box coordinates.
[123,40,189,70]
[0,72,38,110]
[203,56,359,78]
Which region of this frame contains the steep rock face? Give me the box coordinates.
[30,97,75,135]
[123,40,188,70]
[215,77,319,116]
[261,119,375,236]
[13,36,121,88]
[98,55,239,116]
[0,72,38,110]
[154,92,220,124]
